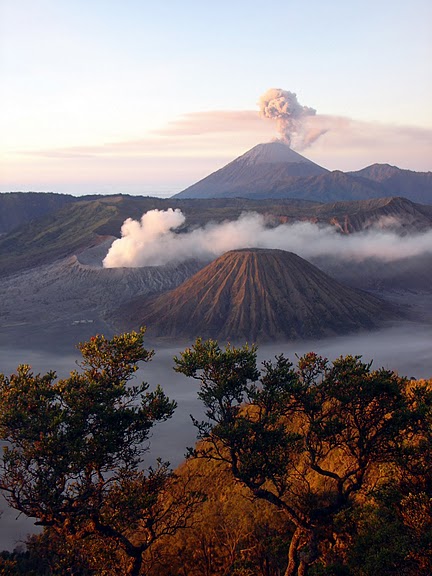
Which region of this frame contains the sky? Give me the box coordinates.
[0,0,431,196]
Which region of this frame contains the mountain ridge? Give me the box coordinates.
[1,194,431,277]
[0,192,78,235]
[349,164,432,204]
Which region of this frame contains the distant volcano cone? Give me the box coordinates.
[173,142,328,199]
[118,249,399,342]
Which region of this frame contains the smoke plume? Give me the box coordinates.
[103,209,186,267]
[103,209,432,268]
[259,88,327,149]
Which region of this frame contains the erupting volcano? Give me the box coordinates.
[173,141,327,199]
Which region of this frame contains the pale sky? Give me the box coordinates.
[1,0,431,196]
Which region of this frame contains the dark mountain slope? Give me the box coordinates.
[261,171,387,202]
[0,199,119,275]
[0,192,78,234]
[120,249,399,342]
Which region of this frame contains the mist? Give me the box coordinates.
[103,209,432,268]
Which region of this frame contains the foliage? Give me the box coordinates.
[0,329,200,576]
[175,339,430,576]
[145,457,290,576]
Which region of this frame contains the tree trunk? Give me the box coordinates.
[127,553,143,576]
[298,560,307,576]
[284,527,303,576]
[284,527,317,576]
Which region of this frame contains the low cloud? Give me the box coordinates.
[103,209,432,268]
[304,115,432,170]
[16,111,432,171]
[154,110,271,137]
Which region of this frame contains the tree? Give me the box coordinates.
[0,330,200,576]
[174,339,425,576]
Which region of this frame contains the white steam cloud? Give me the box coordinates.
[103,209,432,268]
[259,88,328,149]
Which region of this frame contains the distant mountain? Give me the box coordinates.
[172,143,432,204]
[349,164,432,205]
[173,142,328,199]
[118,248,399,342]
[350,164,408,182]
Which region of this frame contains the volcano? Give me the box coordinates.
[173,141,328,199]
[118,248,399,342]
[173,141,432,204]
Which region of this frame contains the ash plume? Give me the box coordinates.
[259,88,328,149]
[103,209,432,268]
